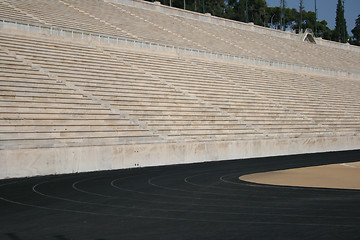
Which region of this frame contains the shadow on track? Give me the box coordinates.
[1,150,359,240]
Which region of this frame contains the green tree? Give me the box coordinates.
[349,15,360,46]
[317,20,332,40]
[144,0,206,13]
[224,0,245,22]
[247,0,268,26]
[267,7,282,29]
[225,0,267,26]
[298,0,304,32]
[204,0,226,17]
[292,10,315,31]
[284,8,298,31]
[332,0,348,43]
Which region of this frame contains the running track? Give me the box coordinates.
[1,150,360,240]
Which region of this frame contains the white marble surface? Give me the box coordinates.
[1,135,359,179]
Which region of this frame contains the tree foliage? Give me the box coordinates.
[349,15,360,46]
[332,0,348,43]
[298,0,304,31]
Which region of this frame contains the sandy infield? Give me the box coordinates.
[240,161,360,190]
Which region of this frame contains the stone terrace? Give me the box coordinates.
[0,0,359,178]
[1,0,359,74]
[0,30,359,150]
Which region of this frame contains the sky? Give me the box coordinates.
[266,0,360,35]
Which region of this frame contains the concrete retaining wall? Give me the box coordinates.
[1,136,359,179]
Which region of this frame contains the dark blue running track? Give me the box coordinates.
[1,150,359,240]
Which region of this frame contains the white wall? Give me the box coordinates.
[1,136,359,179]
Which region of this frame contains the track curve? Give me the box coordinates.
[1,150,360,240]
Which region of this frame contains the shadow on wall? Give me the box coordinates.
[6,233,108,240]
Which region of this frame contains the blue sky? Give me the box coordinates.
[266,0,360,35]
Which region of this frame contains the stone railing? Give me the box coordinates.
[1,18,359,79]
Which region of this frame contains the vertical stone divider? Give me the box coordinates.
[97,45,259,141]
[295,72,360,123]
[165,13,256,58]
[203,61,336,136]
[0,45,164,141]
[182,57,268,137]
[102,0,209,51]
[254,68,347,135]
[0,0,48,25]
[56,0,138,39]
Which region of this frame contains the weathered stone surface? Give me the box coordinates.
[1,136,359,179]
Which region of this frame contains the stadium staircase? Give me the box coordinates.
[0,0,359,178]
[1,0,359,74]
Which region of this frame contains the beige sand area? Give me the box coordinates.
[240,162,360,190]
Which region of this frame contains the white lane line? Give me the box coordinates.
[38,178,352,218]
[147,170,272,198]
[72,177,115,198]
[1,195,358,226]
[148,169,267,197]
[2,170,359,224]
[35,178,271,216]
[147,172,237,196]
[0,180,23,187]
[0,196,119,217]
[110,175,297,209]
